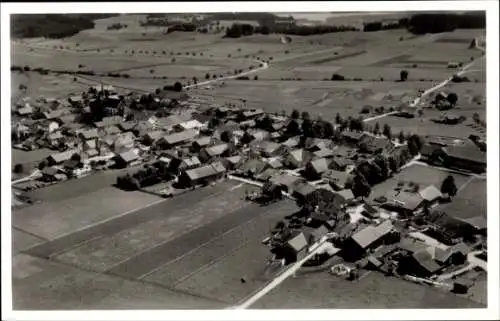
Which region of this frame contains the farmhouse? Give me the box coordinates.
[343,220,397,261]
[237,158,269,177]
[304,157,330,180]
[283,232,309,265]
[174,119,205,132]
[38,120,60,133]
[47,149,79,165]
[199,143,231,162]
[16,105,33,116]
[43,109,66,120]
[143,130,164,145]
[441,145,486,173]
[358,135,393,154]
[313,148,335,159]
[114,149,140,168]
[79,129,99,140]
[270,173,304,194]
[191,136,212,152]
[284,148,313,169]
[94,116,123,128]
[383,190,425,216]
[323,169,350,191]
[157,129,198,148]
[119,121,137,132]
[250,140,283,157]
[223,155,242,170]
[178,162,226,187]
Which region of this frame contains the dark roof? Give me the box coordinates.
[293,183,317,198]
[63,159,80,170]
[443,145,486,164]
[351,220,394,249]
[458,216,487,230]
[161,129,198,145]
[398,238,429,253]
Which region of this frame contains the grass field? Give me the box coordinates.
[250,269,484,308]
[369,163,471,202]
[437,178,486,219]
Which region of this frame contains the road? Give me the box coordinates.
[437,250,486,281]
[11,169,41,185]
[364,37,486,123]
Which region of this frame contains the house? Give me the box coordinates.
[282,136,300,149]
[304,158,331,180]
[314,148,335,159]
[79,129,99,141]
[237,158,269,177]
[284,149,313,169]
[329,156,353,171]
[114,149,141,168]
[200,143,231,162]
[155,115,187,130]
[56,114,78,126]
[243,129,269,143]
[441,145,486,173]
[40,166,61,182]
[143,130,164,145]
[94,116,123,128]
[343,220,397,261]
[47,149,79,165]
[418,185,442,205]
[174,119,205,132]
[113,132,136,151]
[250,140,284,157]
[16,105,33,116]
[256,168,279,182]
[304,188,349,216]
[420,143,443,162]
[270,174,304,194]
[337,189,355,202]
[47,131,64,145]
[293,183,317,204]
[240,108,264,120]
[342,131,365,144]
[157,129,198,148]
[358,135,393,154]
[360,203,379,219]
[119,121,137,132]
[283,232,309,264]
[266,157,283,169]
[179,156,202,170]
[191,136,212,152]
[323,169,350,191]
[43,109,66,120]
[178,162,226,187]
[104,125,122,136]
[223,155,242,171]
[304,138,332,152]
[397,245,445,277]
[383,190,425,216]
[39,120,60,133]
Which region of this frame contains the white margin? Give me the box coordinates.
[1,1,499,321]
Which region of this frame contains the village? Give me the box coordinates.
[11,76,487,299]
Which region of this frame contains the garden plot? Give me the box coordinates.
[11,73,88,101]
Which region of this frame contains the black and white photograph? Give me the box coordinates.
[1,1,498,320]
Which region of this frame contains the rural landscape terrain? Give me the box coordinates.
[10,11,487,310]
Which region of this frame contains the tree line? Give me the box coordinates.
[11,14,117,39]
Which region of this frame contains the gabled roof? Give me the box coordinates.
[178,119,204,130]
[418,185,442,202]
[144,130,164,141]
[310,225,329,243]
[293,182,316,198]
[443,145,486,164]
[57,114,77,124]
[307,157,330,174]
[337,189,355,200]
[225,155,242,165]
[114,132,136,147]
[17,105,33,115]
[49,149,79,163]
[270,174,303,190]
[324,169,350,187]
[204,143,229,157]
[161,129,198,145]
[42,166,59,176]
[242,109,264,118]
[458,215,487,230]
[398,238,428,253]
[352,220,394,249]
[118,149,139,163]
[43,109,65,119]
[412,251,442,273]
[287,232,308,253]
[193,136,212,147]
[94,116,123,128]
[314,148,335,158]
[282,136,300,148]
[80,128,99,140]
[385,190,424,211]
[105,126,122,135]
[240,158,268,174]
[48,131,63,140]
[119,121,137,131]
[287,148,311,165]
[182,156,201,168]
[185,162,226,180]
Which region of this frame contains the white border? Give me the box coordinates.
[1,2,499,320]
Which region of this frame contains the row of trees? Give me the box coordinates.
[224,22,358,38]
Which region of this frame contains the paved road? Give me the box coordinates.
[23,181,235,259]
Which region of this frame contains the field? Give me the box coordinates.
[437,178,487,219]
[250,269,484,308]
[14,178,300,308]
[369,163,472,202]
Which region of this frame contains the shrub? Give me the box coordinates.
[254,75,258,80]
[331,73,345,81]
[23,65,31,71]
[360,106,371,114]
[412,63,418,68]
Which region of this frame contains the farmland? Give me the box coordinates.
[9,11,489,312]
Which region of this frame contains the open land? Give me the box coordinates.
[10,12,487,311]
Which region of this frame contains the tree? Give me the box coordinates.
[447,92,458,107]
[335,113,342,125]
[220,130,232,143]
[388,156,399,173]
[373,122,380,135]
[71,153,81,162]
[472,112,480,123]
[205,73,210,80]
[302,119,314,137]
[351,173,371,200]
[301,111,310,120]
[13,164,24,174]
[400,70,409,82]
[407,134,424,155]
[382,124,392,139]
[440,175,458,199]
[291,109,300,119]
[323,121,334,138]
[286,119,300,136]
[173,82,183,92]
